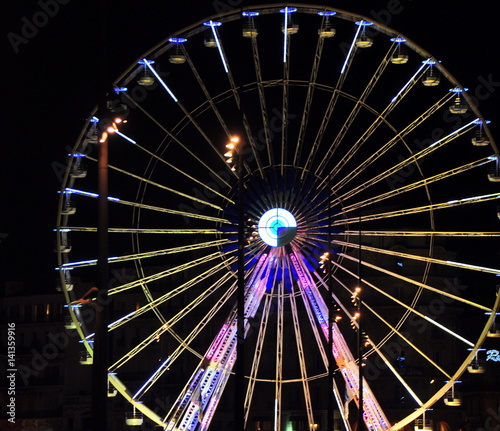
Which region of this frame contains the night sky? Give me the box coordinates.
[2,0,499,293]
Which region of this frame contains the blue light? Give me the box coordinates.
[449,87,468,93]
[63,188,120,202]
[169,37,187,43]
[242,11,259,17]
[64,188,98,198]
[142,58,179,102]
[422,59,437,65]
[63,259,97,267]
[318,11,336,16]
[390,37,406,43]
[113,87,127,93]
[355,20,373,26]
[341,22,363,74]
[90,116,99,123]
[203,20,222,27]
[202,22,229,73]
[280,7,297,64]
[391,61,428,103]
[113,129,137,145]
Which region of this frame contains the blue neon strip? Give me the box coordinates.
[341,23,362,74]
[133,357,171,399]
[63,188,120,202]
[208,21,229,73]
[429,118,479,148]
[391,61,427,103]
[283,7,289,63]
[142,58,179,102]
[114,130,137,144]
[64,188,97,197]
[61,256,118,268]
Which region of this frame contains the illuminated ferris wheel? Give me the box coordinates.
[56,4,500,431]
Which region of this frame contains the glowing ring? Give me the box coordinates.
[258,208,297,247]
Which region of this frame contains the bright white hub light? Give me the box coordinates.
[258,208,297,247]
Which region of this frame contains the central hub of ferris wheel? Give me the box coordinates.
[258,208,297,247]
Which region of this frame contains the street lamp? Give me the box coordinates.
[93,115,134,431]
[92,116,109,431]
[225,136,245,431]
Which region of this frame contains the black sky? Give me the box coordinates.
[2,0,499,292]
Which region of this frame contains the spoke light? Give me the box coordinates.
[141,58,179,102]
[203,21,228,73]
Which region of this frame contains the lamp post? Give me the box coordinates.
[357,290,364,431]
[92,121,109,431]
[357,215,364,431]
[225,136,245,431]
[327,173,334,431]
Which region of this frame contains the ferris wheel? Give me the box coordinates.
[56,4,500,431]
